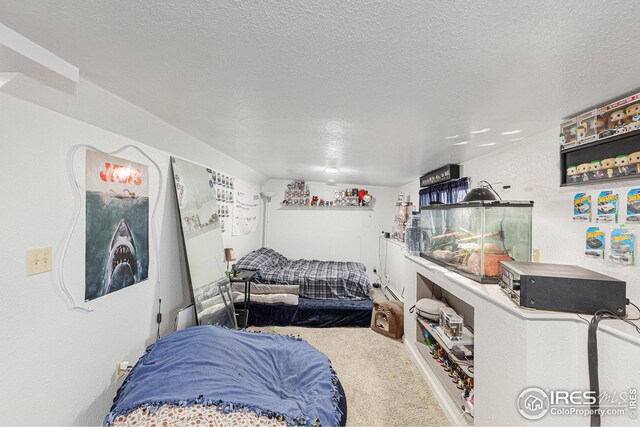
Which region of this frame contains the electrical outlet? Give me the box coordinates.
[532,248,541,262]
[27,247,52,276]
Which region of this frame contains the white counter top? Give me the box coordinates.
[405,254,640,347]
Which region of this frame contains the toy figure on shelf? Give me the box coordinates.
[601,158,615,178]
[566,165,579,183]
[449,366,457,378]
[576,124,587,141]
[431,343,440,358]
[610,110,627,132]
[590,161,604,179]
[626,104,640,131]
[577,163,590,181]
[443,360,451,372]
[616,155,630,175]
[629,152,640,174]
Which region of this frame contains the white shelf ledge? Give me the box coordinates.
[278,205,373,211]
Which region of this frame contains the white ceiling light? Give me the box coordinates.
[500,130,521,135]
[510,137,525,141]
[471,128,491,134]
[445,134,459,139]
[452,140,470,146]
[325,167,339,174]
[479,142,496,147]
[328,178,336,183]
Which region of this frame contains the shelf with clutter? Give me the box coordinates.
[560,91,640,186]
[279,179,375,209]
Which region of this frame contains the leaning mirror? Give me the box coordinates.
[170,156,236,328]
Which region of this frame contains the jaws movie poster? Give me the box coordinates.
[85,150,149,301]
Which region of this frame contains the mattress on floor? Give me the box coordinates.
[248,297,373,328]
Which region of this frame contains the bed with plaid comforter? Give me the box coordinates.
[236,248,371,300]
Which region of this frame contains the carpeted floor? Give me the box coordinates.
[253,325,450,427]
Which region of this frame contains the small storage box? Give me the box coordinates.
[441,309,463,341]
[371,300,404,340]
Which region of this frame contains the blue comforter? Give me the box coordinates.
[106,326,341,426]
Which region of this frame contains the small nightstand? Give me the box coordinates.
[229,271,256,328]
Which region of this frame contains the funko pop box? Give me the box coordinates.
[576,110,598,145]
[559,117,577,148]
[597,92,640,140]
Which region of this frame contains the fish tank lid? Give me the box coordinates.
[420,200,534,210]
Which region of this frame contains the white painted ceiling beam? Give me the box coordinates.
[0,23,78,83]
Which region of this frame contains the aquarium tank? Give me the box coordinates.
[419,201,533,283]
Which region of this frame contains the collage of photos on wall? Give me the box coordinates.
[209,170,235,233]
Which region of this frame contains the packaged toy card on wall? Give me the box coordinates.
[596,191,618,223]
[608,228,635,266]
[573,193,591,222]
[627,188,640,224]
[585,226,605,259]
[560,118,577,148]
[596,92,640,140]
[576,110,598,145]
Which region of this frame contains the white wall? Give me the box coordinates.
[0,76,266,425]
[397,128,640,305]
[260,179,398,279]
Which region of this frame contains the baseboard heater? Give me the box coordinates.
[383,285,404,302]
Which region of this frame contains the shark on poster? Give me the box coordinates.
[85,150,149,301]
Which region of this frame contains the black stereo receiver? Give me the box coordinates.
[498,261,627,315]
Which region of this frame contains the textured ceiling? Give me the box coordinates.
[1,0,640,186]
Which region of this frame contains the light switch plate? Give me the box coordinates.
[27,247,52,275]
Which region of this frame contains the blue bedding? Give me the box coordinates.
[106,326,342,426]
[246,297,373,327]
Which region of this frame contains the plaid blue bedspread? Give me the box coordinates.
[256,259,371,300]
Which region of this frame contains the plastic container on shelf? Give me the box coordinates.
[405,213,421,255]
